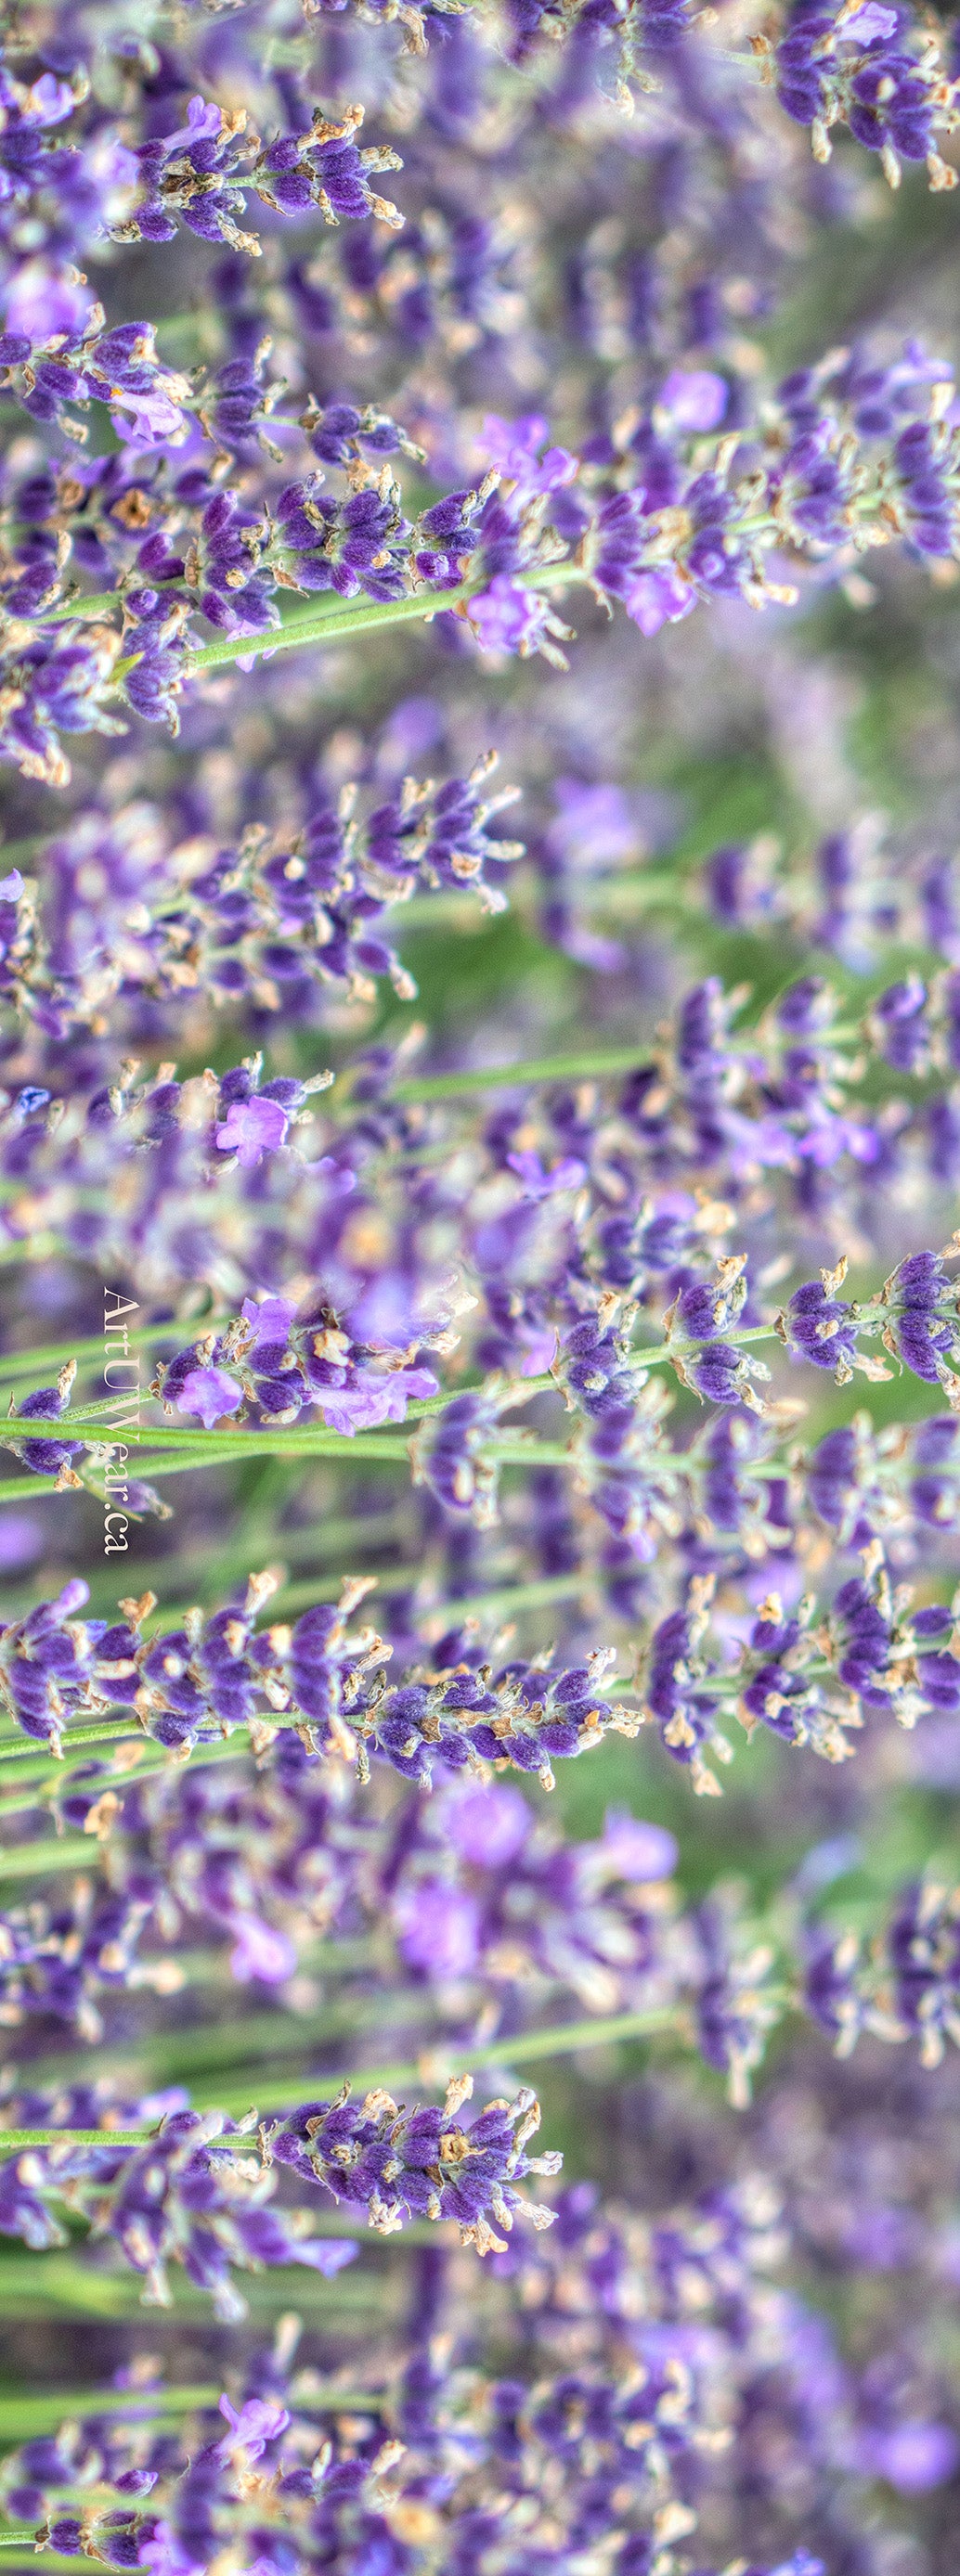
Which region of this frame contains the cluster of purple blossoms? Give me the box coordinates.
[772,0,960,185]
[0,2071,558,2295]
[1,931,957,1346]
[0,1569,639,1779]
[0,753,518,1042]
[116,98,403,254]
[1,2152,954,2572]
[270,2075,560,2252]
[0,2270,850,2576]
[157,1307,439,1437]
[635,1537,960,1790]
[804,1879,960,2065]
[684,817,960,1004]
[1,325,960,779]
[8,1743,960,2104]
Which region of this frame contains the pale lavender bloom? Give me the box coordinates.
[479,414,577,499]
[346,1271,438,1347]
[624,566,696,637]
[794,1112,881,1166]
[215,1098,290,1166]
[841,3,899,38]
[517,1325,560,1376]
[292,2236,359,2274]
[228,1916,297,1983]
[23,72,74,123]
[547,781,640,874]
[443,1781,532,1865]
[0,1511,43,1567]
[600,1811,679,1880]
[394,1878,482,1976]
[3,261,90,341]
[313,1362,438,1435]
[110,388,192,449]
[215,2397,291,2457]
[240,1294,299,1349]
[658,368,728,431]
[858,2422,960,2490]
[139,2531,205,2576]
[55,1578,90,1616]
[175,1367,243,1429]
[163,96,226,153]
[470,579,552,654]
[507,1151,588,1198]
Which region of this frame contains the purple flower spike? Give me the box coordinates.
[271,2077,561,2253]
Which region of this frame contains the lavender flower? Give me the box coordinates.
[271,2074,560,2252]
[772,0,959,184]
[115,98,402,254]
[0,2073,558,2285]
[0,2087,358,2317]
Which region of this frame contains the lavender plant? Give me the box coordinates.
[3,0,960,2566]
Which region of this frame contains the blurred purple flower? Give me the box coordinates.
[395,1878,482,1976]
[859,2421,960,2491]
[215,1098,290,1166]
[175,1368,243,1429]
[470,579,552,653]
[624,566,695,636]
[658,369,728,431]
[228,1917,297,1984]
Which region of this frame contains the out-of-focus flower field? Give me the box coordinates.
[2,0,960,2569]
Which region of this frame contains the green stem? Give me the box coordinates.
[40,1507,407,1612]
[12,1432,579,1476]
[122,587,476,687]
[0,2264,385,2325]
[0,1729,268,1788]
[29,1976,389,2087]
[383,1019,875,1101]
[0,2377,388,2441]
[0,1838,94,1879]
[48,1314,781,1461]
[173,1561,594,1634]
[384,1044,658,1101]
[108,1431,422,1465]
[0,1324,182,1388]
[0,1475,88,1503]
[265,1565,590,1622]
[0,2003,677,2148]
[0,2385,219,2433]
[214,2002,680,2114]
[162,1998,682,2117]
[181,562,591,680]
[0,2546,114,2569]
[0,2129,160,2147]
[9,1431,544,1500]
[0,1723,145,1767]
[39,592,127,626]
[387,866,698,940]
